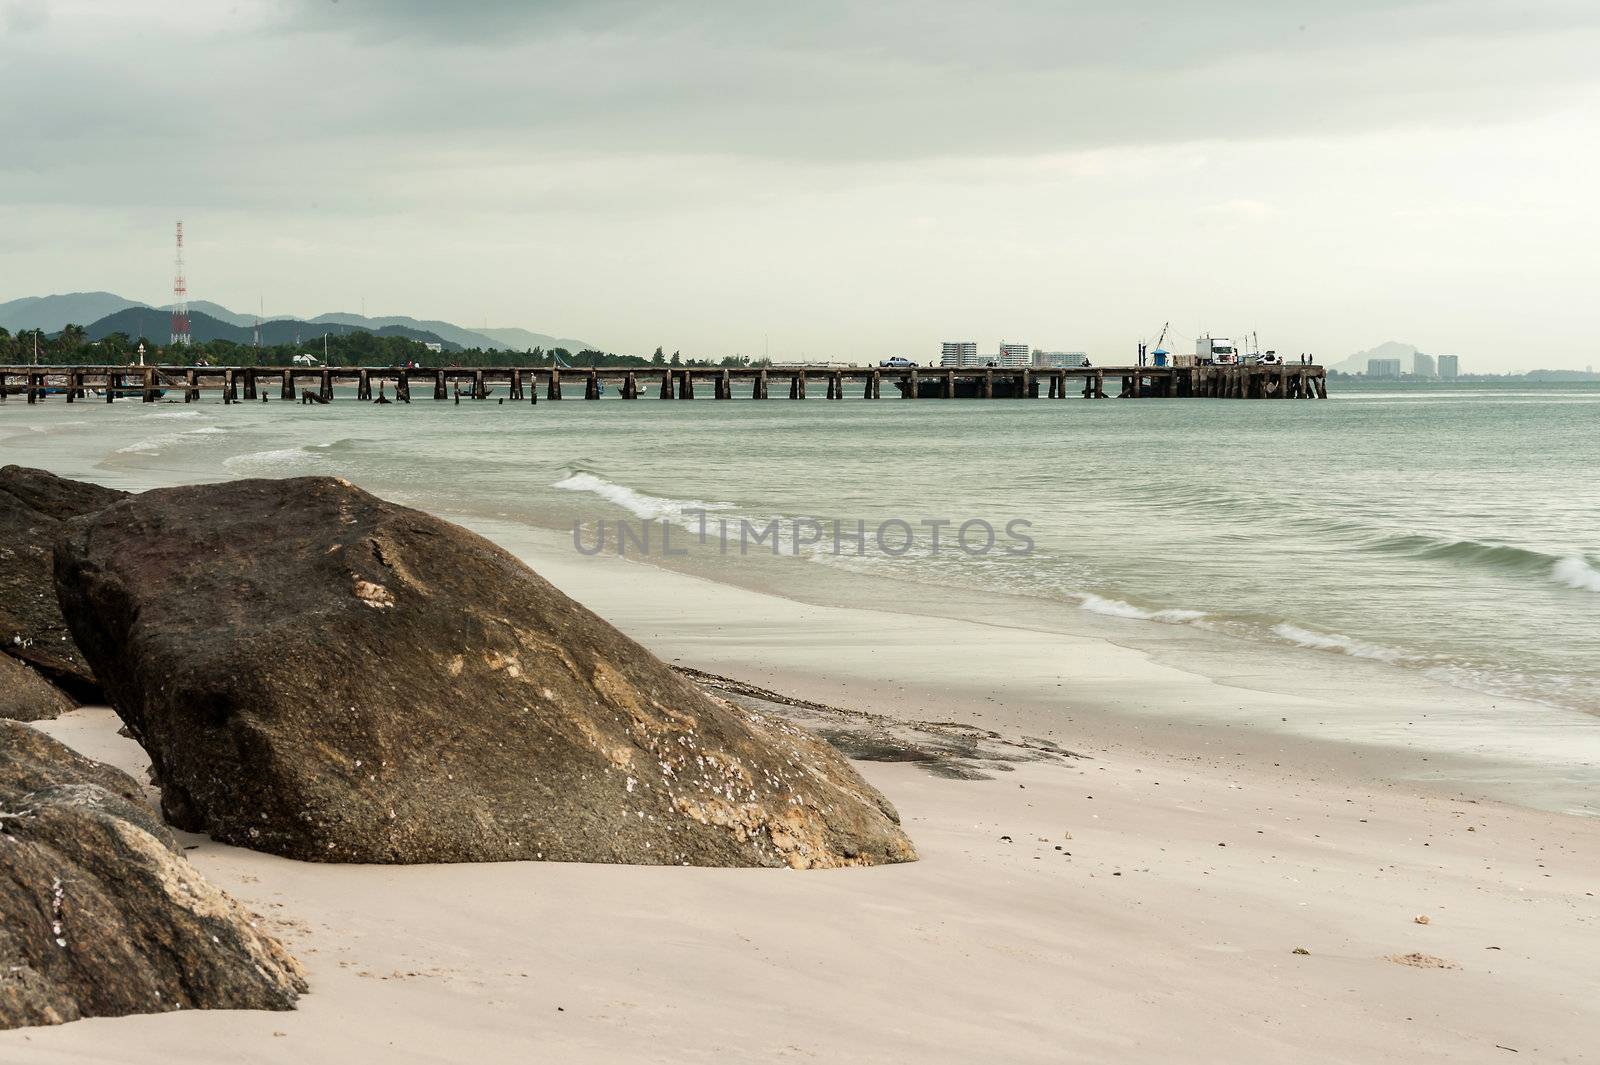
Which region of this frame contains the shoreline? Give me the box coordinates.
[474,516,1600,820]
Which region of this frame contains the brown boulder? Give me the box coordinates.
[0,719,306,1029]
[0,654,75,722]
[0,467,127,706]
[53,477,917,868]
[0,465,126,522]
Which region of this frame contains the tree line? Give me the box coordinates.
[0,327,773,370]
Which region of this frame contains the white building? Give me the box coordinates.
[940,340,981,367]
[1413,352,1437,378]
[1032,350,1089,369]
[997,342,1030,368]
[1438,354,1460,379]
[1367,358,1402,378]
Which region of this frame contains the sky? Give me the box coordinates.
[2,0,1597,368]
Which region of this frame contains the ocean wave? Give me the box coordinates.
[115,425,226,455]
[140,410,206,420]
[1270,623,1413,664]
[1552,556,1600,593]
[221,446,314,475]
[1078,594,1208,624]
[552,471,733,525]
[306,437,364,453]
[1363,532,1562,575]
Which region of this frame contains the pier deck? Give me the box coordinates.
[0,363,1328,405]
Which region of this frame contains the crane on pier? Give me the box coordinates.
[1150,322,1171,366]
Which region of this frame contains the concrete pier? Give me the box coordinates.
[0,363,1329,406]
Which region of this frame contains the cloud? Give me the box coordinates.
[2,0,1598,367]
[1,0,47,32]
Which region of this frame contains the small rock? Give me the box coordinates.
[1414,915,1431,925]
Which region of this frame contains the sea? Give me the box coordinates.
[5,378,1597,810]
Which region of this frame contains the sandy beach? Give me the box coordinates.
[5,534,1596,1064]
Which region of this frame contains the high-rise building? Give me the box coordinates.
[997,342,1030,368]
[1438,354,1460,380]
[1367,358,1402,378]
[1413,352,1437,378]
[1032,350,1089,368]
[941,340,979,367]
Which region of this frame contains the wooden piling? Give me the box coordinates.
[659,371,674,399]
[397,371,411,403]
[754,369,768,399]
[357,369,371,401]
[548,368,563,400]
[622,372,638,399]
[585,372,600,400]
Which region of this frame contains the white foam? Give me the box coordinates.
[1079,594,1208,624]
[1271,623,1410,664]
[115,425,227,455]
[140,410,206,420]
[1552,556,1600,593]
[221,447,312,474]
[552,472,731,525]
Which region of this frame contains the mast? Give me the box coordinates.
[171,221,190,346]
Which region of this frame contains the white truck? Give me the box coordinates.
[1196,336,1238,365]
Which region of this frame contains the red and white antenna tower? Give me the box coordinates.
[171,221,190,346]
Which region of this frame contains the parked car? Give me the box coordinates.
[879,356,919,368]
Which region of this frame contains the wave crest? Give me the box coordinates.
[1553,556,1600,593]
[1271,623,1412,664]
[552,471,732,525]
[1078,594,1208,624]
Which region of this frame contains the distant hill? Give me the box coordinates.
[172,300,258,328]
[476,326,594,353]
[310,313,591,353]
[1330,341,1420,375]
[0,292,141,333]
[5,291,591,353]
[81,307,459,351]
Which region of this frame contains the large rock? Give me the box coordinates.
[0,655,75,722]
[0,465,126,522]
[53,477,918,868]
[0,719,307,1029]
[0,467,127,706]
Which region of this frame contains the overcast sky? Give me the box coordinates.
[3,0,1597,367]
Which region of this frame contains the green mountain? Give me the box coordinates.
[4,292,590,353]
[81,307,459,351]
